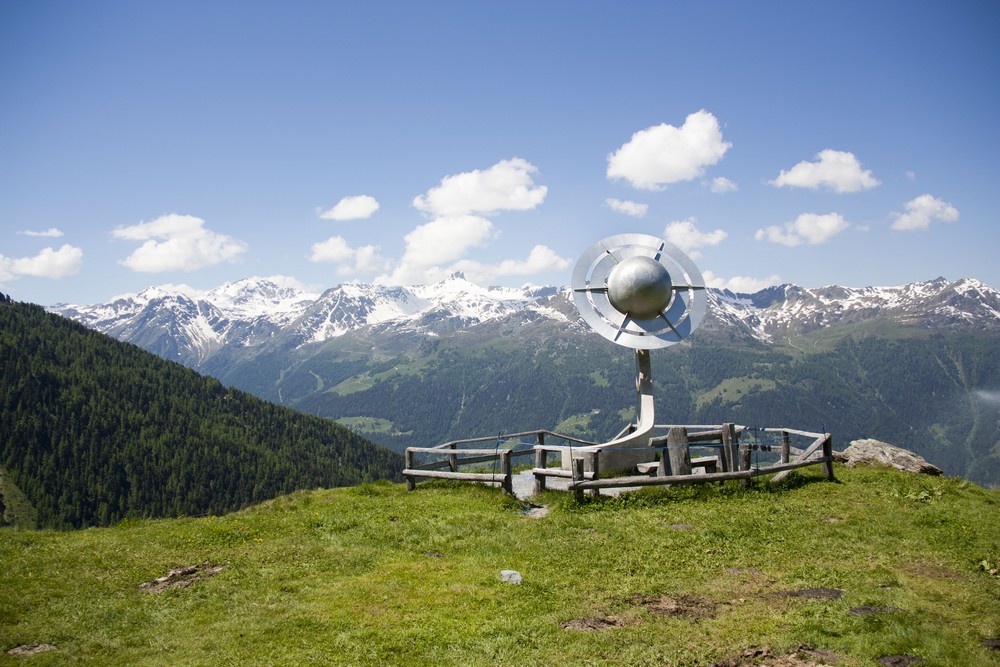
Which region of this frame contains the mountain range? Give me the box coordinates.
[52,274,1000,365]
[50,274,1000,487]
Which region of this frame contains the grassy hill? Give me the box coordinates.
[0,296,401,529]
[2,465,998,665]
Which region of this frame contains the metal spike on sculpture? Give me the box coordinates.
[569,233,707,470]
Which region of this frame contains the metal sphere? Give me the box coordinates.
[606,255,672,319]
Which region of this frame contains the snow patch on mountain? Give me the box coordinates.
[50,274,1000,367]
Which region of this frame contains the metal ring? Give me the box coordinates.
[571,233,707,349]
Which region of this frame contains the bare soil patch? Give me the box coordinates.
[876,656,923,666]
[139,562,224,593]
[560,615,631,631]
[711,645,841,666]
[778,587,842,600]
[631,593,724,619]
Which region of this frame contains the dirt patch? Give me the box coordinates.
[876,656,923,667]
[983,639,1000,651]
[779,587,842,600]
[7,644,57,657]
[631,593,724,620]
[139,562,224,593]
[560,615,631,631]
[848,605,904,616]
[669,523,695,530]
[711,645,841,666]
[822,517,844,524]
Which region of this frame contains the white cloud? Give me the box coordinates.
[704,270,782,294]
[113,214,248,273]
[606,110,731,191]
[890,194,959,231]
[664,218,727,259]
[452,245,571,284]
[708,177,738,193]
[606,198,648,218]
[755,212,849,247]
[309,236,354,263]
[905,170,916,182]
[319,194,380,221]
[380,215,496,285]
[0,244,83,281]
[413,157,547,217]
[770,149,879,193]
[309,235,390,276]
[18,227,64,238]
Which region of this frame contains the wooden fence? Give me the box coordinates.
[403,425,833,497]
[402,430,597,495]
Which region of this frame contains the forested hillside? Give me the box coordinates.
[287,320,1000,487]
[0,294,401,529]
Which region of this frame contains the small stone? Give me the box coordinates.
[500,569,522,584]
[8,644,57,657]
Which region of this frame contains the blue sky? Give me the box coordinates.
[2,0,998,306]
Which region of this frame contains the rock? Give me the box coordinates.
[7,644,57,656]
[834,439,942,475]
[138,562,224,593]
[500,569,522,584]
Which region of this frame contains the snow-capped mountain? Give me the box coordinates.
[50,274,1000,368]
[709,277,1000,343]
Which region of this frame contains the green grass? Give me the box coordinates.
[552,411,599,437]
[2,466,999,666]
[695,376,778,409]
[336,416,413,436]
[588,370,610,387]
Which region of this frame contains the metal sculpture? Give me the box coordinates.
[570,233,707,468]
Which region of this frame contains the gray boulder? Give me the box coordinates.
[833,439,942,475]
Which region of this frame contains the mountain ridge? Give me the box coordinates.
[50,274,1000,368]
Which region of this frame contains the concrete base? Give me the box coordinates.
[560,444,658,474]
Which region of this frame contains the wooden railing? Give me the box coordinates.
[403,425,833,497]
[402,430,597,494]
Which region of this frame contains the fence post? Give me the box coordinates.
[587,450,600,498]
[448,442,458,473]
[534,435,547,495]
[405,449,415,491]
[740,441,752,488]
[822,434,835,481]
[572,458,584,502]
[720,423,735,473]
[780,430,790,465]
[667,427,692,476]
[500,449,513,496]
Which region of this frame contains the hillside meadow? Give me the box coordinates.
[2,465,999,666]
